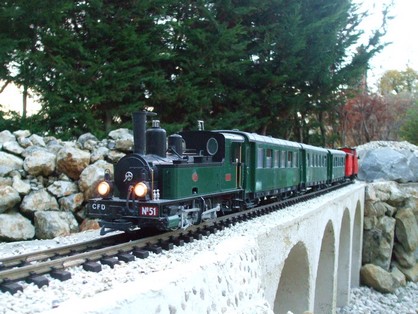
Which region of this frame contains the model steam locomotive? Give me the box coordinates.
[87,111,358,234]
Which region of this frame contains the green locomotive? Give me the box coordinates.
[87,111,352,234]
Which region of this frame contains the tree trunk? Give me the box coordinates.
[318,111,326,147]
[0,80,10,93]
[22,85,28,128]
[105,110,112,133]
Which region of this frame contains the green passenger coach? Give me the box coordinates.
[327,149,346,184]
[300,144,329,189]
[220,131,302,201]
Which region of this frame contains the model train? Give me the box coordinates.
[87,111,358,234]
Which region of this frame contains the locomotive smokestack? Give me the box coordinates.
[132,111,156,155]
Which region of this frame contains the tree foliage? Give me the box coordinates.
[400,100,418,145]
[339,92,409,145]
[0,0,390,143]
[369,67,418,145]
[379,67,418,95]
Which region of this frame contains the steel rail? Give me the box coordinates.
[0,232,133,270]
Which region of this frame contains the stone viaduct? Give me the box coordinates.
[50,183,365,314]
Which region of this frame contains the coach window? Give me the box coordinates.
[293,152,298,168]
[287,151,293,168]
[281,151,286,168]
[274,151,279,168]
[266,149,272,168]
[257,148,264,168]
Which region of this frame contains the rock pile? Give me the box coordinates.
[361,181,418,292]
[357,141,418,183]
[0,129,134,241]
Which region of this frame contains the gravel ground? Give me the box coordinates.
[337,282,418,314]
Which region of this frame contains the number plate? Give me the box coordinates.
[140,206,158,217]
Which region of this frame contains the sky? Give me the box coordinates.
[356,0,418,86]
[0,0,417,115]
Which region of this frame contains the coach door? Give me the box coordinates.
[232,143,243,189]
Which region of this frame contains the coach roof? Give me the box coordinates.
[219,130,301,149]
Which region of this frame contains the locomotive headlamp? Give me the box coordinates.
[134,182,148,198]
[98,181,111,195]
[97,169,113,199]
[97,181,112,198]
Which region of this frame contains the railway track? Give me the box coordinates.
[0,181,351,295]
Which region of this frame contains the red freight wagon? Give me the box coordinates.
[340,147,358,179]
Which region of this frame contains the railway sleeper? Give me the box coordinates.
[117,253,135,263]
[0,281,23,295]
[101,257,119,268]
[132,248,149,259]
[172,238,185,247]
[156,240,174,251]
[27,275,49,288]
[83,261,102,273]
[50,269,72,281]
[179,234,194,244]
[145,245,163,254]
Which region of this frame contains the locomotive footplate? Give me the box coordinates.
[88,197,161,219]
[89,197,168,234]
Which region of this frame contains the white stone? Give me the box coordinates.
[0,151,23,177]
[0,186,21,213]
[23,148,56,176]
